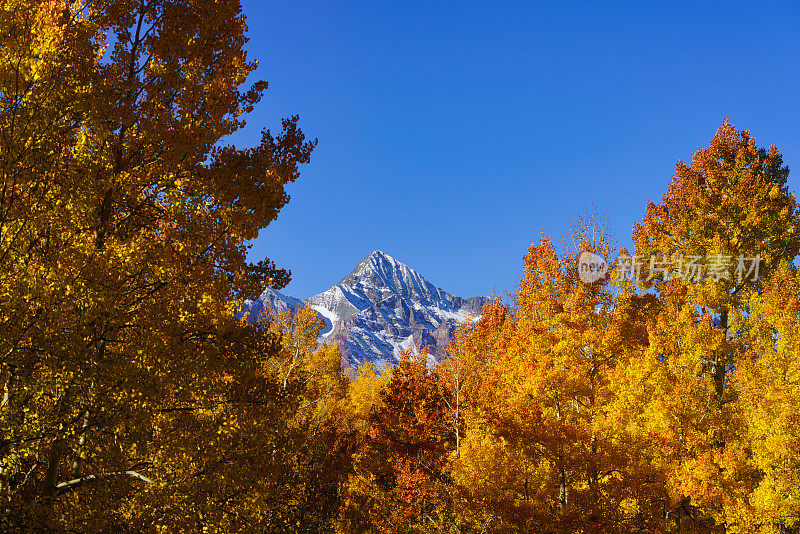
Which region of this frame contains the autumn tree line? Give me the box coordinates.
[2,1,800,532]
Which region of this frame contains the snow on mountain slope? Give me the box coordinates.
[242,287,305,322]
[245,251,490,373]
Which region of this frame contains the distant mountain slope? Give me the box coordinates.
[243,251,490,372]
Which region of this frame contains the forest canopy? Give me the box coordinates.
[1,1,799,533]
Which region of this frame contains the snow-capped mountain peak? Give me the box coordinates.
[338,251,459,311]
[244,251,489,373]
[342,250,409,281]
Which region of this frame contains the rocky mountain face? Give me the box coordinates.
[243,251,490,373]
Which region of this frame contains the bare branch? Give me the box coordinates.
[55,470,154,493]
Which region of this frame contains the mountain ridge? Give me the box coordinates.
[244,250,489,372]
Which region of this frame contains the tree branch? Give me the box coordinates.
[56,470,154,494]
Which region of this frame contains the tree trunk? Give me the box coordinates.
[71,410,90,478]
[454,374,460,458]
[713,309,729,400]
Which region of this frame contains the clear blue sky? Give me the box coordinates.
[231,0,800,299]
